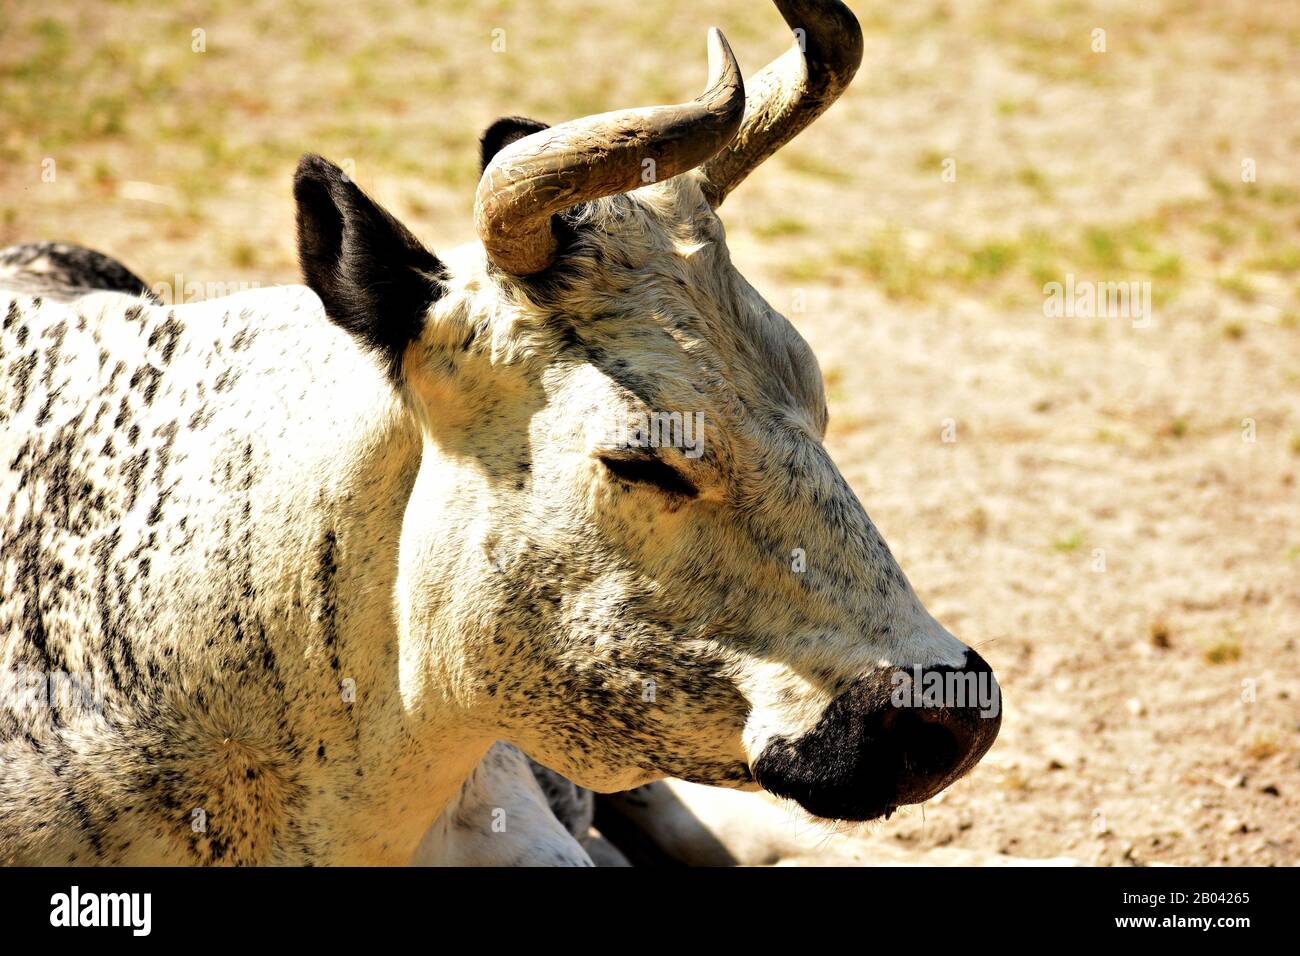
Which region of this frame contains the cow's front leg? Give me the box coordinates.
[596,780,851,866]
[523,757,631,866]
[410,742,594,867]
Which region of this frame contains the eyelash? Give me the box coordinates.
[598,455,699,498]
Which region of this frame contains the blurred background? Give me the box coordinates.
[2,0,1297,865]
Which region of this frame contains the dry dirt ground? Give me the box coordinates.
[2,0,1297,865]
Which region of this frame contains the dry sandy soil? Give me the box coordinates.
[2,0,1297,865]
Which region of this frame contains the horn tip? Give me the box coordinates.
[704,26,743,99]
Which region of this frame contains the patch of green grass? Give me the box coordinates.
[83,94,129,138]
[1254,220,1278,245]
[1082,227,1123,269]
[1149,254,1183,280]
[779,256,834,284]
[1051,530,1085,553]
[1206,173,1235,200]
[1217,273,1258,302]
[915,148,948,173]
[10,16,72,81]
[822,365,847,404]
[995,20,1111,85]
[1015,166,1051,196]
[996,97,1034,116]
[770,189,1261,314]
[227,240,259,269]
[31,16,67,41]
[779,151,854,184]
[915,147,956,178]
[1207,175,1299,209]
[1248,247,1300,273]
[1201,220,1239,246]
[1089,223,1161,266]
[1264,185,1300,207]
[965,241,1018,280]
[753,216,809,239]
[1203,637,1242,665]
[831,228,937,301]
[1021,229,1063,286]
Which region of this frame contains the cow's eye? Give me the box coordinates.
[599,454,699,498]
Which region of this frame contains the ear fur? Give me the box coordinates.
[293,153,445,379]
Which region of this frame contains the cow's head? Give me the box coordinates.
[292,0,999,822]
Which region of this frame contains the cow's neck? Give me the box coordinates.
[250,355,492,862]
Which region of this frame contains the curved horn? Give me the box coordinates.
[699,0,863,208]
[474,28,745,276]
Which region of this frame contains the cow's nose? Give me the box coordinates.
[752,649,1002,821]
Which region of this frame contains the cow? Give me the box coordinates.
[0,246,613,868]
[0,0,1000,866]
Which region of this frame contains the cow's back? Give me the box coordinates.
[1,274,421,864]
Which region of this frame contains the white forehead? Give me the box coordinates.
[426,179,828,441]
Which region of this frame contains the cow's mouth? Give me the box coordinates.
[751,651,1001,822]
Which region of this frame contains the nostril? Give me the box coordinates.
[884,655,1002,803]
[909,720,960,769]
[891,708,964,799]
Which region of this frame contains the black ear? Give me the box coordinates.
[293,154,445,379]
[479,116,550,172]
